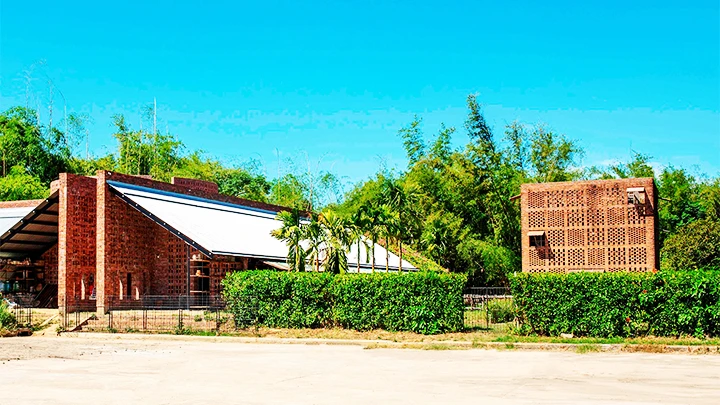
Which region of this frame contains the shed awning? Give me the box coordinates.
[528,231,546,237]
[108,181,417,270]
[0,193,59,258]
[0,207,35,237]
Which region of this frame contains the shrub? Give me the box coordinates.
[661,219,720,271]
[332,272,466,334]
[0,301,17,330]
[510,270,720,338]
[643,270,720,338]
[222,271,334,329]
[222,271,466,334]
[487,299,515,324]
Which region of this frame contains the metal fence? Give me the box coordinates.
[98,295,234,333]
[61,298,97,331]
[47,289,516,334]
[463,287,515,331]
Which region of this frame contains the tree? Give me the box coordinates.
[661,219,720,270]
[657,166,705,244]
[303,214,324,272]
[0,106,72,184]
[0,166,48,201]
[111,114,183,181]
[319,211,352,274]
[270,210,306,272]
[349,210,370,273]
[399,116,425,165]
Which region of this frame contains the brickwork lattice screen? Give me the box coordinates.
[521,179,657,273]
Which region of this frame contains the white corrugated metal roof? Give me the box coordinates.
[109,181,417,270]
[0,206,35,238]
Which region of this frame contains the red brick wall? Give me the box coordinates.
[41,244,58,285]
[520,178,658,273]
[91,171,292,311]
[172,177,219,195]
[98,171,164,307]
[57,174,97,309]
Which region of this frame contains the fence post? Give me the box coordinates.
[143,309,147,331]
[178,309,183,331]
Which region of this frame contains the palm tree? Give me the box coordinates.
[271,210,306,272]
[349,211,369,273]
[359,203,383,273]
[381,178,418,273]
[319,211,352,274]
[303,214,323,272]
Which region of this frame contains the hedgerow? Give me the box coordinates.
[222,271,466,334]
[510,270,720,338]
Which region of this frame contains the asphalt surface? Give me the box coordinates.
[1,335,719,404]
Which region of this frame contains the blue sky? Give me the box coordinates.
[1,1,718,187]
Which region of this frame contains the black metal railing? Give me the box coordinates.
[463,287,515,331]
[99,295,233,333]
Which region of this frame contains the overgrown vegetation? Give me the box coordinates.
[0,301,17,331]
[221,271,466,334]
[511,270,720,338]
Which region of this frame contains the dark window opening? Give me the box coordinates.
[529,234,546,248]
[126,273,132,300]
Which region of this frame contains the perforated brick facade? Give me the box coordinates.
[521,178,658,273]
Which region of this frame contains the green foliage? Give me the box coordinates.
[0,106,72,184]
[0,166,49,200]
[486,299,515,324]
[332,272,466,334]
[338,96,585,285]
[643,270,720,338]
[221,271,466,334]
[0,301,17,330]
[661,219,720,270]
[222,271,335,329]
[657,166,707,243]
[510,270,720,338]
[111,114,183,181]
[271,210,307,272]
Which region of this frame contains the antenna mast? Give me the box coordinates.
[153,97,157,135]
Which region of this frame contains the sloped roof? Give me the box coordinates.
[109,181,416,270]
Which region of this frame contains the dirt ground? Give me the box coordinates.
[1,334,719,405]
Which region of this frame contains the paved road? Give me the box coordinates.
[1,335,719,404]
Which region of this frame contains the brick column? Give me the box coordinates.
[57,174,69,313]
[96,171,108,314]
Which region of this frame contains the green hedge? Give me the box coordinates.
[510,270,720,338]
[222,271,466,334]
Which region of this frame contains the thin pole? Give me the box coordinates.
[186,244,191,310]
[153,97,157,135]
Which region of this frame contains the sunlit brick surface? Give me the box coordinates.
[520,178,658,273]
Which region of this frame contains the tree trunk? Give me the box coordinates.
[385,234,390,272]
[356,240,360,273]
[371,238,375,273]
[399,239,403,273]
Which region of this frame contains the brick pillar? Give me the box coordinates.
[57,174,69,313]
[96,171,108,314]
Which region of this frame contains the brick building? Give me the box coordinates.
[520,178,658,273]
[0,171,414,313]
